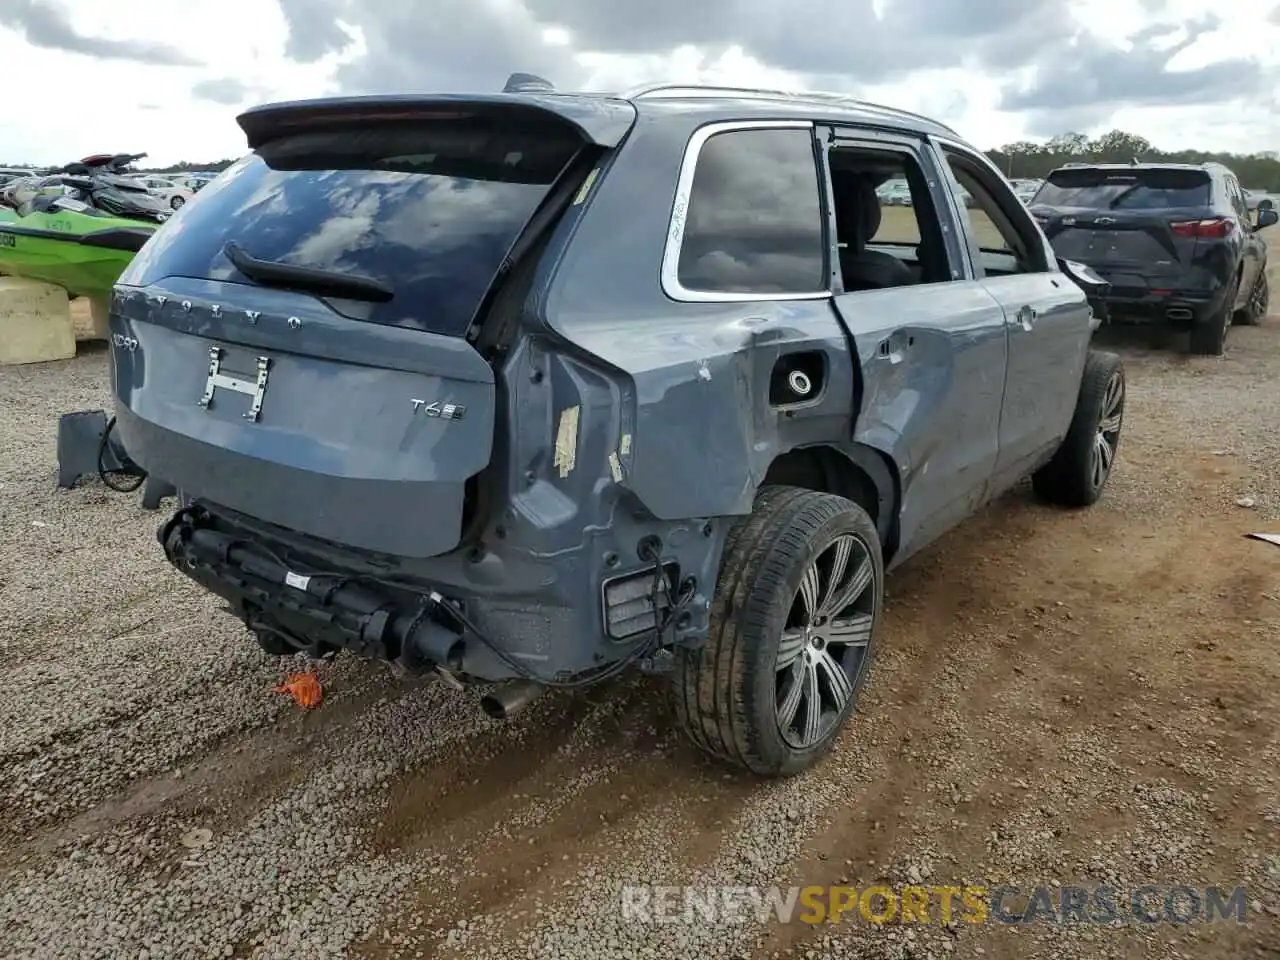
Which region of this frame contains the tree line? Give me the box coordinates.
[138,159,238,174]
[986,130,1280,191]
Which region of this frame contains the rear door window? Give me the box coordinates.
[122,119,583,335]
[1035,168,1210,210]
[1224,175,1248,219]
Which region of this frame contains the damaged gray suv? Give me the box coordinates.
[109,81,1125,777]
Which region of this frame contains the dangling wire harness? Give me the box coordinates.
[97,415,147,493]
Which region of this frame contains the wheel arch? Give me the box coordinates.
[761,443,900,559]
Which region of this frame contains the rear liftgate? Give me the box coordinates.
[113,93,636,672]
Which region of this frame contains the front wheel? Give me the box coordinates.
[672,486,884,777]
[170,195,185,210]
[1032,350,1125,507]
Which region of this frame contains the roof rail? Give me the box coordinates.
[619,82,958,135]
[623,82,798,100]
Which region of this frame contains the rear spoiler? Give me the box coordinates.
[236,94,637,151]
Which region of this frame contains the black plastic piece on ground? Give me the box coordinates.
[57,410,122,487]
[56,408,175,509]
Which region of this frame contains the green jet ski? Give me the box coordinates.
[0,153,171,299]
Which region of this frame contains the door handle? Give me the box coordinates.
[877,333,914,363]
[1014,305,1037,330]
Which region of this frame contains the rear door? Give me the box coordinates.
[1029,167,1213,296]
[111,97,631,558]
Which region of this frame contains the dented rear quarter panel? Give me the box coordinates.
[539,110,860,522]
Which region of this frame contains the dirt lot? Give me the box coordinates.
[1,245,1278,959]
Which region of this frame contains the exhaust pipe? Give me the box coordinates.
[481,680,546,720]
[1166,307,1193,321]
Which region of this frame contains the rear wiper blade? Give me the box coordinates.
[222,241,394,303]
[1106,184,1142,209]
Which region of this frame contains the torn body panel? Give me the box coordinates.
[834,281,1008,565]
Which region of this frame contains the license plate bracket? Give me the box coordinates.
[198,346,271,421]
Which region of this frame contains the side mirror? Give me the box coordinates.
[1257,197,1274,212]
[1058,257,1110,297]
[1058,257,1111,330]
[1257,207,1279,230]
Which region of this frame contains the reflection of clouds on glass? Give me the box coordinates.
[126,127,570,335]
[229,172,290,226]
[379,178,518,250]
[289,182,383,267]
[678,128,825,295]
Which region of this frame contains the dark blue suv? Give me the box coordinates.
[109,81,1126,776]
[1029,162,1276,355]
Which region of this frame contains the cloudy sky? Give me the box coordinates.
[1,0,1278,166]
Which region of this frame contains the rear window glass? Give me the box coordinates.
[120,118,580,335]
[1034,168,1210,210]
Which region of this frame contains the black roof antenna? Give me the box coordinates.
[503,72,555,93]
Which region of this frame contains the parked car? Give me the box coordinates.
[179,174,216,193]
[1028,162,1275,355]
[110,80,1125,777]
[1011,178,1042,203]
[876,177,912,205]
[134,176,194,210]
[0,167,40,188]
[148,172,216,194]
[1242,189,1278,212]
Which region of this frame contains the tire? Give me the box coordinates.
[170,195,185,210]
[1189,276,1237,354]
[1236,272,1269,326]
[672,486,885,777]
[1032,350,1125,507]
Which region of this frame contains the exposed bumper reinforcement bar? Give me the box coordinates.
[158,506,465,671]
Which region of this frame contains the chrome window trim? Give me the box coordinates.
[661,119,830,303]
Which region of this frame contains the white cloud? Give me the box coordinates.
[0,0,354,165]
[0,0,1277,166]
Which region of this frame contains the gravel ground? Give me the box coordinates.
[1,272,1279,959]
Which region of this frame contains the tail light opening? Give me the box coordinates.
[1170,218,1234,239]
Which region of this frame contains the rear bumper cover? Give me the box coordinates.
[1100,284,1231,326]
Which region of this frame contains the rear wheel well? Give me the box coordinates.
[762,445,898,557]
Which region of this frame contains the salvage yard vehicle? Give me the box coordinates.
[875,177,912,205]
[134,175,194,209]
[1028,162,1276,355]
[1011,178,1042,203]
[108,80,1125,777]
